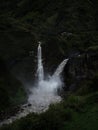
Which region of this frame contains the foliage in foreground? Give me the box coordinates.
[1,91,98,130]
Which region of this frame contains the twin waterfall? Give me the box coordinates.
[37,43,68,82]
[0,43,68,126]
[28,42,68,112]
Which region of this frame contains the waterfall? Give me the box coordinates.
[37,43,68,80]
[53,59,68,77]
[37,42,44,81]
[29,43,68,112]
[0,43,69,127]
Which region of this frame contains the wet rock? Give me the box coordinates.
[63,51,98,92]
[28,103,32,107]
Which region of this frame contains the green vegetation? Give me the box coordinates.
[0,0,98,62]
[0,73,98,130]
[0,0,98,129]
[87,45,98,52]
[0,91,98,130]
[0,58,27,111]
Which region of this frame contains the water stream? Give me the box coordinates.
[0,43,68,126]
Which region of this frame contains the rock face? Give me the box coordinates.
[63,49,98,91]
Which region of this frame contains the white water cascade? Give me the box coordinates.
[0,43,68,126]
[28,43,68,109]
[53,59,68,77]
[37,42,44,81]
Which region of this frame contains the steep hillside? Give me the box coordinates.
[0,58,26,120]
[0,0,98,81]
[0,0,98,129]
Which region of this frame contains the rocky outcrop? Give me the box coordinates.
[63,48,98,91]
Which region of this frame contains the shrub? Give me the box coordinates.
[66,95,85,111]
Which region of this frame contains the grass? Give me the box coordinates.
[62,104,98,130]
